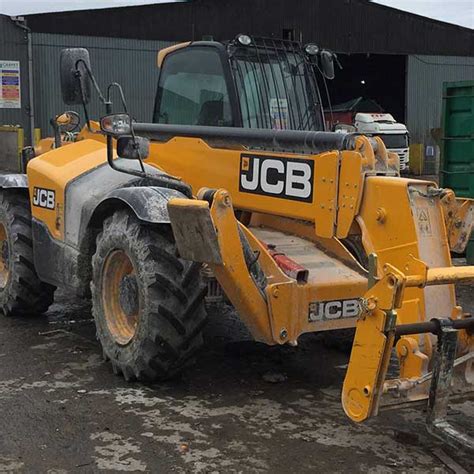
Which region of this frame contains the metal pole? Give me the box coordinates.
[26,26,35,147]
[395,317,474,336]
[12,17,35,147]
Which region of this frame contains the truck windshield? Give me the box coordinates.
[230,47,324,131]
[375,133,409,149]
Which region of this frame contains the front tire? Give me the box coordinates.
[91,210,207,382]
[0,190,55,316]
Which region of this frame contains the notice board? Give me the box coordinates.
[0,61,21,109]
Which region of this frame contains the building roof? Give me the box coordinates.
[25,0,474,56]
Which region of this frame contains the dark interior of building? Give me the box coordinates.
[327,54,406,122]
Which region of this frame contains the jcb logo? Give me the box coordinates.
[239,154,314,202]
[33,187,55,210]
[308,299,361,323]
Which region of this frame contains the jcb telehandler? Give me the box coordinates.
[1,35,473,449]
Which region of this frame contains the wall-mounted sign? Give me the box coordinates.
[0,61,21,109]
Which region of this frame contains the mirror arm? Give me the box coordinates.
[50,118,62,148]
[105,133,193,197]
[315,62,333,130]
[80,93,110,134]
[75,58,113,132]
[76,67,97,133]
[106,134,147,179]
[107,83,129,114]
[128,124,147,175]
[104,85,146,173]
[132,138,147,175]
[72,57,147,177]
[100,86,146,178]
[81,100,93,132]
[75,59,107,105]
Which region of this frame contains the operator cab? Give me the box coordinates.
[153,35,335,132]
[56,36,341,179]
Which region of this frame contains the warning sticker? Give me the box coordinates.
[416,207,432,236]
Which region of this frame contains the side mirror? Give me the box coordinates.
[320,50,335,80]
[60,48,92,105]
[117,136,150,160]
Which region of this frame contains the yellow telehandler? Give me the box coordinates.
[1,35,473,449]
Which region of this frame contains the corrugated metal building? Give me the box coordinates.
[1,0,473,163]
[0,15,173,140]
[407,55,474,143]
[32,33,172,137]
[0,16,33,143]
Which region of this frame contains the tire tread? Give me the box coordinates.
[0,191,55,316]
[91,209,207,382]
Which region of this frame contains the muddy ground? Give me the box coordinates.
[0,277,473,472]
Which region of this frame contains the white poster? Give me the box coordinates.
[0,61,21,109]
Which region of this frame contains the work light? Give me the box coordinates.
[304,43,319,56]
[236,34,252,46]
[100,113,132,136]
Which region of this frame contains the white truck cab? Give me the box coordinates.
[354,113,410,171]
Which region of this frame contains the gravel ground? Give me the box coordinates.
[0,282,473,473]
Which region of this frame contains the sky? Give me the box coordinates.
[374,0,473,29]
[0,0,472,29]
[0,0,185,15]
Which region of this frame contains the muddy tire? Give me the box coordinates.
[0,190,55,316]
[91,210,208,382]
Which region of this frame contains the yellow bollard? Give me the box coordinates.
[409,143,424,175]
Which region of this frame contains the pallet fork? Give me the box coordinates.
[343,255,474,452]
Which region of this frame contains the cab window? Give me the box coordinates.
[153,47,233,127]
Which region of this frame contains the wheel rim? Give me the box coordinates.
[102,249,140,345]
[0,223,10,289]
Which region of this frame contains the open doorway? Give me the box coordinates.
[326,54,407,123]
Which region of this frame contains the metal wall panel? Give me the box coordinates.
[407,55,474,144]
[32,33,173,137]
[26,0,474,56]
[0,16,32,144]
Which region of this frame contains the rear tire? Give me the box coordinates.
[0,190,55,316]
[91,210,207,382]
